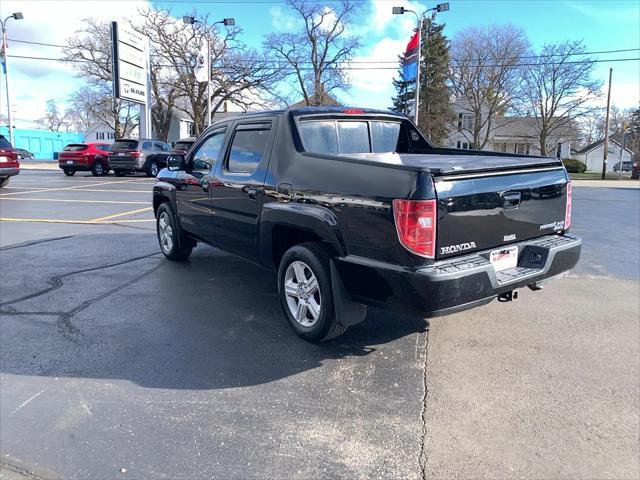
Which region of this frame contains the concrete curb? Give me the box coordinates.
[18,161,59,171]
[572,180,639,189]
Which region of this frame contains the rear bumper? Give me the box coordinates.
[0,166,20,177]
[335,233,582,317]
[109,158,144,171]
[59,162,91,171]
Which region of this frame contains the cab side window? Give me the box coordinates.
[227,123,272,174]
[191,130,226,172]
[142,141,152,150]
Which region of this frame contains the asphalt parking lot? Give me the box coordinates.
[1,170,639,479]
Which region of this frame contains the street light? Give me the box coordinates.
[1,12,24,146]
[392,3,449,126]
[182,16,236,128]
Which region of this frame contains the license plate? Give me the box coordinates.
[118,152,126,156]
[66,160,73,164]
[490,246,518,272]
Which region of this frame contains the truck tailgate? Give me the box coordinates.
[435,167,569,259]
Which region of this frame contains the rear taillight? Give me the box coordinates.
[564,182,572,230]
[393,199,437,258]
[131,151,142,157]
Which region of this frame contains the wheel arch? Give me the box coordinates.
[260,203,347,270]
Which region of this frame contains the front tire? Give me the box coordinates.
[156,203,193,261]
[91,161,106,176]
[63,169,75,176]
[0,177,10,188]
[278,243,346,342]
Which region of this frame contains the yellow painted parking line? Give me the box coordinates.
[0,197,148,205]
[89,207,153,223]
[0,217,156,225]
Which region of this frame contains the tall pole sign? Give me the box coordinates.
[111,21,151,138]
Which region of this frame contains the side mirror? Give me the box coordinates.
[168,154,185,171]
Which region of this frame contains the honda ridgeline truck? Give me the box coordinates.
[152,108,581,342]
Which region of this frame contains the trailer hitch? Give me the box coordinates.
[498,290,518,302]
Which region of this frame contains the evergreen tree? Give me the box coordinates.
[417,18,454,145]
[390,55,414,115]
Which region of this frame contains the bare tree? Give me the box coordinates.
[63,18,138,137]
[137,7,283,135]
[69,86,137,137]
[577,108,604,146]
[449,24,530,149]
[265,0,359,106]
[521,40,602,156]
[37,99,67,132]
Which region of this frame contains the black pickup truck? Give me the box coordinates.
[152,107,581,342]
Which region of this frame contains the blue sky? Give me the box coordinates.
[1,0,638,125]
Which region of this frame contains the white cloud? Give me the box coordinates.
[269,5,300,32]
[0,0,149,123]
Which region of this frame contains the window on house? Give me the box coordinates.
[514,143,530,155]
[96,132,104,140]
[556,143,562,159]
[494,143,507,153]
[108,132,115,140]
[462,115,474,131]
[457,113,463,132]
[456,141,471,150]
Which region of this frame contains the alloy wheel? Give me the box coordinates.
[158,211,174,253]
[284,260,322,327]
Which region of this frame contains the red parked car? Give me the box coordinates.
[0,134,20,188]
[58,142,112,176]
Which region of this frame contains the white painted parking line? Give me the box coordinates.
[0,197,148,205]
[0,179,154,197]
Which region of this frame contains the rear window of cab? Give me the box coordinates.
[298,120,401,155]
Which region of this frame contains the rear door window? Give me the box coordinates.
[227,124,271,174]
[111,140,138,150]
[142,141,153,150]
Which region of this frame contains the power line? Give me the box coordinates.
[8,53,640,70]
[8,37,640,65]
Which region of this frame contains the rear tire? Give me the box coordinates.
[278,243,346,342]
[91,161,106,176]
[156,202,193,261]
[114,170,126,177]
[146,160,159,177]
[63,169,75,176]
[0,177,10,188]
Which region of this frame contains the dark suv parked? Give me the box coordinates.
[108,139,171,177]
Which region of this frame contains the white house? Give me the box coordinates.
[445,98,574,158]
[573,139,635,172]
[84,122,120,144]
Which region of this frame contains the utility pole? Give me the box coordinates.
[601,68,613,180]
[1,12,24,146]
[618,125,628,179]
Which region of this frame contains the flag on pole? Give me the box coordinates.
[402,31,419,81]
[194,43,209,83]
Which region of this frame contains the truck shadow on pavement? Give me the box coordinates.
[0,233,428,390]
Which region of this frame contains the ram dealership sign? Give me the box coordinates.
[111,22,148,104]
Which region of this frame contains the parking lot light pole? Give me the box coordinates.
[183,16,235,129]
[1,12,24,146]
[392,4,448,127]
